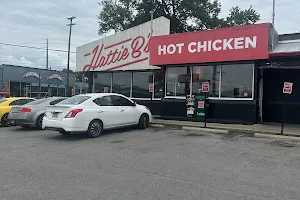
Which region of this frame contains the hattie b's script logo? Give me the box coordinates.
[83,34,150,71]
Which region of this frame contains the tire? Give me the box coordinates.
[1,113,9,127]
[36,114,44,130]
[138,114,149,129]
[59,130,70,135]
[87,120,103,138]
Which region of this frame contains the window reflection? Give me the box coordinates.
[132,72,152,98]
[112,72,131,97]
[93,73,112,93]
[166,67,191,97]
[192,66,220,97]
[221,64,253,98]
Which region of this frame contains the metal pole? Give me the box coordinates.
[46,38,48,70]
[150,6,154,113]
[38,73,41,99]
[271,0,275,50]
[66,16,76,97]
[281,94,287,135]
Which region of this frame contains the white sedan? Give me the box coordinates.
[42,93,152,138]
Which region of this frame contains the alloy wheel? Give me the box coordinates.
[90,121,102,136]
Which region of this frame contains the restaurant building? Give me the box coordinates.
[0,64,76,98]
[76,17,300,124]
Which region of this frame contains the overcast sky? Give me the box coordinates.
[0,0,299,71]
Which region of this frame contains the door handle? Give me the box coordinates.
[120,109,124,112]
[98,110,103,113]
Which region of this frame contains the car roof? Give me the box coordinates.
[76,93,126,98]
[6,97,35,100]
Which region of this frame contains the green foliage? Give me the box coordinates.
[98,0,260,34]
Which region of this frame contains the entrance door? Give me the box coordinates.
[262,69,300,124]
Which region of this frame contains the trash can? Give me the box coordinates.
[195,96,209,119]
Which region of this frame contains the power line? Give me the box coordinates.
[0,42,76,53]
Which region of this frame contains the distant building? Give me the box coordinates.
[0,64,76,97]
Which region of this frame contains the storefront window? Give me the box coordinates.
[93,73,112,93]
[21,82,27,97]
[10,81,20,97]
[58,88,65,97]
[112,72,131,97]
[132,72,152,98]
[154,70,164,98]
[166,67,191,97]
[192,66,220,97]
[221,64,253,98]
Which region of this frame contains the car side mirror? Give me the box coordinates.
[132,102,136,107]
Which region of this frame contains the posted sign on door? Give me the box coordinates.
[149,83,154,93]
[202,82,209,93]
[283,82,293,94]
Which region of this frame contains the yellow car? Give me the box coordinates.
[0,97,36,126]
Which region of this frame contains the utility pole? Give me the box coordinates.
[46,38,49,70]
[66,16,76,97]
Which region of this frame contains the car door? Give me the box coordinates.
[111,95,139,126]
[92,96,119,128]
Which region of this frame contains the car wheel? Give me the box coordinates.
[138,114,149,129]
[1,113,9,127]
[59,130,70,135]
[87,120,103,138]
[36,114,44,130]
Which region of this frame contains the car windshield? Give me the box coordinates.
[57,96,91,105]
[26,98,49,105]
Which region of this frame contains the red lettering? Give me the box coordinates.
[111,49,119,63]
[104,50,114,66]
[83,45,101,71]
[122,48,129,60]
[116,46,124,62]
[143,34,150,53]
[83,34,150,71]
[131,36,145,58]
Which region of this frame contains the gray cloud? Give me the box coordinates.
[0,0,299,71]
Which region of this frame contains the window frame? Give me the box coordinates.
[164,62,255,101]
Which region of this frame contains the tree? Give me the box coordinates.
[98,0,260,34]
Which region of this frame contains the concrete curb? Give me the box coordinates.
[150,124,165,128]
[254,133,300,142]
[182,126,229,134]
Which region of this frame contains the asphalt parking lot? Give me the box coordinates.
[1,126,300,200]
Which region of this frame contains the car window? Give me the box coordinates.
[57,96,91,105]
[111,95,133,106]
[49,98,66,105]
[93,96,113,106]
[9,99,24,106]
[23,99,35,105]
[26,98,47,105]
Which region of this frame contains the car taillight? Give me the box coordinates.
[65,109,83,118]
[19,107,31,113]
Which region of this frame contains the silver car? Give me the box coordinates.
[9,97,67,129]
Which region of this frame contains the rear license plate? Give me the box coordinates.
[52,113,59,118]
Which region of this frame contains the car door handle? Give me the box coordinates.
[98,110,103,113]
[120,109,124,112]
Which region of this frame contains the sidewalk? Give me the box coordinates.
[152,119,300,137]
